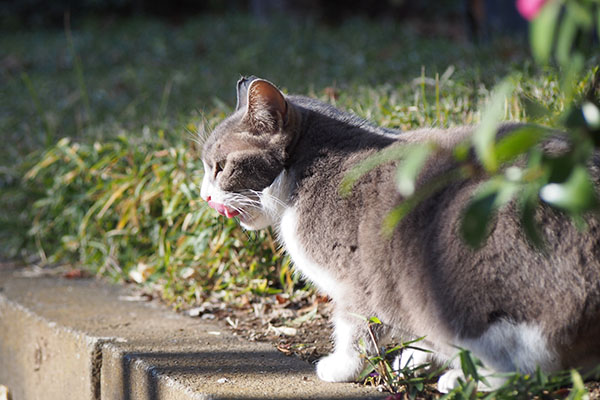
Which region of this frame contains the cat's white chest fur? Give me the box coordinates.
[279,209,346,302]
[256,170,346,302]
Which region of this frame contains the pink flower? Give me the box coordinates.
[516,0,548,20]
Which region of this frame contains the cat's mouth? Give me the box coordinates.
[206,196,241,219]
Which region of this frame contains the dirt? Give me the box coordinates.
[184,290,335,365]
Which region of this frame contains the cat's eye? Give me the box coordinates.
[214,160,226,177]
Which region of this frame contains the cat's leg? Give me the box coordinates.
[390,340,507,392]
[438,320,556,393]
[316,313,365,382]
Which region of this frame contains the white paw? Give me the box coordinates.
[437,369,464,393]
[316,353,362,382]
[393,348,431,374]
[437,368,506,393]
[476,372,507,392]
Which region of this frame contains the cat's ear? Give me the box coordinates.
[236,75,259,111]
[244,79,288,133]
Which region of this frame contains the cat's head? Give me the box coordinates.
[200,76,298,230]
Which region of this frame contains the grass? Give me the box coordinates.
[1,11,599,398]
[22,135,292,306]
[1,13,538,265]
[359,318,600,399]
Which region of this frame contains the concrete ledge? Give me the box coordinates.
[0,265,383,399]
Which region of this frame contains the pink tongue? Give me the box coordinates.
[207,200,240,218]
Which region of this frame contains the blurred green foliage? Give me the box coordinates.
[0,12,597,303]
[356,0,600,248]
[460,0,600,247]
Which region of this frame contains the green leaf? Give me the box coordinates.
[461,192,496,248]
[369,316,382,324]
[556,7,579,67]
[531,0,561,64]
[560,53,585,102]
[382,168,464,237]
[567,369,588,400]
[540,166,599,213]
[385,345,404,354]
[356,361,377,382]
[395,144,432,196]
[473,80,514,172]
[519,189,546,249]
[401,336,428,347]
[494,125,548,165]
[340,143,413,197]
[463,379,478,397]
[461,178,519,248]
[535,366,548,387]
[597,7,600,42]
[459,349,493,389]
[521,96,551,121]
[349,312,368,322]
[567,1,593,28]
[544,153,577,184]
[453,141,470,162]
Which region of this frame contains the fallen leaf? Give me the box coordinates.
[63,269,90,279]
[275,294,288,305]
[277,343,292,354]
[128,262,153,283]
[316,295,330,303]
[268,325,297,336]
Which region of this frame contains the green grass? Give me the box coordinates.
[1,12,599,397]
[2,14,538,157]
[1,14,536,261]
[22,135,292,306]
[1,10,597,303]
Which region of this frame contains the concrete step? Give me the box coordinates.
[0,264,385,400]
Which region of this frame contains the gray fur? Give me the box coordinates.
[201,77,600,382]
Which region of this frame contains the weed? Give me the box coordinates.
[22,134,292,304]
[359,317,598,399]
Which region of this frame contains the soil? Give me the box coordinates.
[185,290,335,365]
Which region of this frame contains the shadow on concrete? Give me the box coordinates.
[118,349,380,400]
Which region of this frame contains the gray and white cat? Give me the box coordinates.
[200,76,600,392]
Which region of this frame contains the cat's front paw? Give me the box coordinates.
[316,353,362,382]
[437,369,464,393]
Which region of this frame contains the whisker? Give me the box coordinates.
[257,191,288,208]
[185,117,212,149]
[226,198,261,208]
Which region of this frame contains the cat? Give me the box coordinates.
[199,76,600,393]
